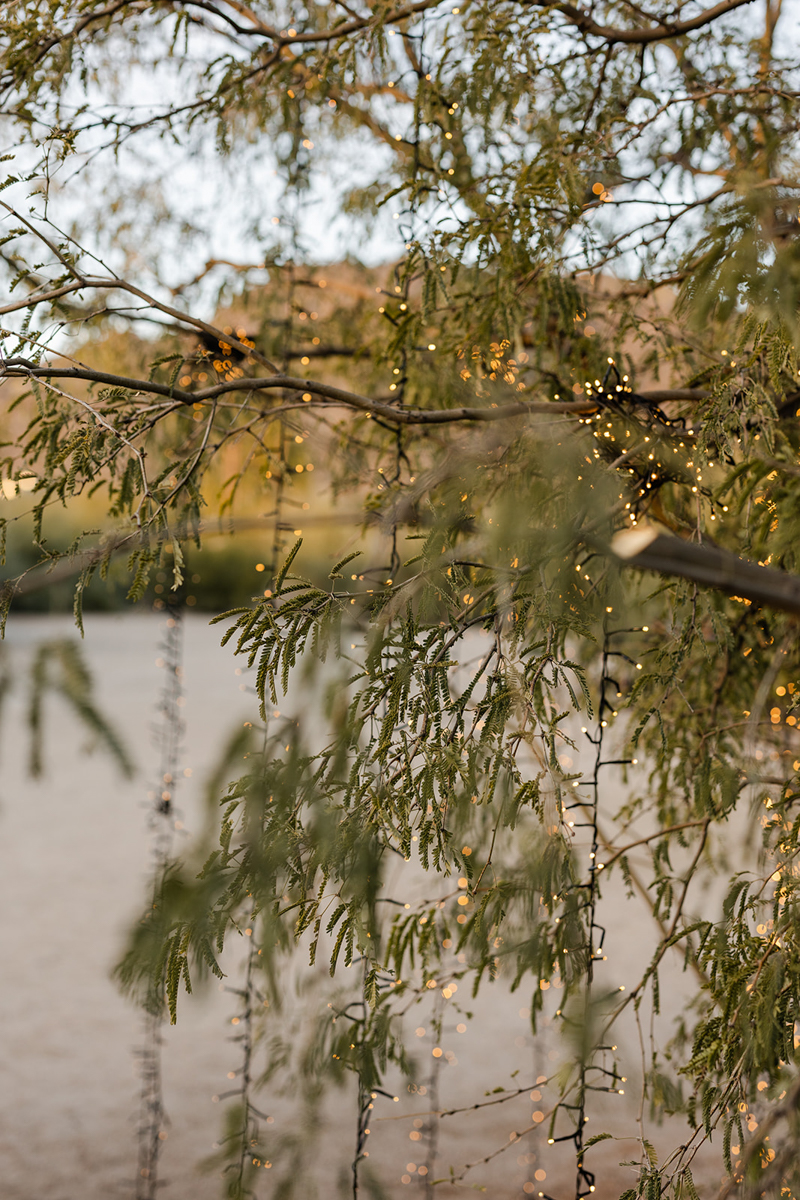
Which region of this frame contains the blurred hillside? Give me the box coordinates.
[0,261,395,613]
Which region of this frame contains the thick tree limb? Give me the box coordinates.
[636,388,709,401]
[529,0,757,45]
[612,525,800,616]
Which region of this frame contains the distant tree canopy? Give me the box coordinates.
[3,2,800,1197]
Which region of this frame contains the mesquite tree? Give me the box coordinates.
[2,1,800,1196]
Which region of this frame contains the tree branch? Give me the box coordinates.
[601,819,712,870]
[527,0,757,45]
[612,525,800,616]
[0,360,599,422]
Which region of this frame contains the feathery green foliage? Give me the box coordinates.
[4,0,800,1195]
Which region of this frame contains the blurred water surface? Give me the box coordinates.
[0,614,720,1200]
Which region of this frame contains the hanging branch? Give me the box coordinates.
[219,246,301,1200]
[418,989,444,1199]
[351,967,373,1200]
[134,606,184,1200]
[555,626,629,1199]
